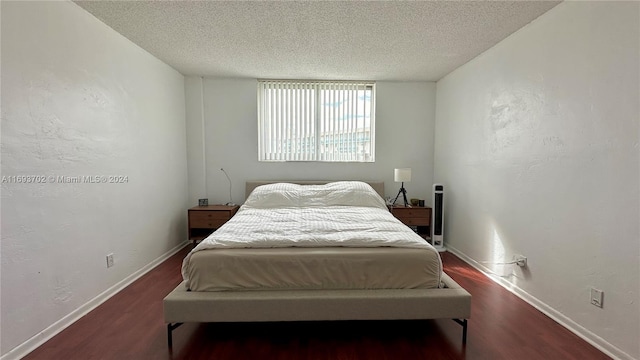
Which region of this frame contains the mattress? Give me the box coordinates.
[185,246,442,291]
[182,181,443,291]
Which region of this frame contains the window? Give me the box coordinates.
[258,80,375,162]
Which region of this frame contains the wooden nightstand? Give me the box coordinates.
[188,205,239,246]
[389,205,432,241]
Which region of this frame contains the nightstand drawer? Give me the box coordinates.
[392,208,430,218]
[190,217,228,229]
[190,211,232,221]
[397,217,430,226]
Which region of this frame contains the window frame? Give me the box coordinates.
[257,80,376,163]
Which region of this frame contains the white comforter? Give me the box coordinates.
[181,181,437,282]
[194,205,431,250]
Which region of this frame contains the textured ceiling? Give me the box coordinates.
[74,1,560,81]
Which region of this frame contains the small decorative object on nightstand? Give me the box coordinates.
[188,205,239,247]
[389,205,432,242]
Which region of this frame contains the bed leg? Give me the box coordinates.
[167,322,183,348]
[462,319,468,344]
[452,318,468,344]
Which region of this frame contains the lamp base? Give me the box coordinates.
[392,183,410,207]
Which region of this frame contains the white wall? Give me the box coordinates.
[434,2,639,359]
[0,1,188,357]
[185,77,207,206]
[186,78,436,205]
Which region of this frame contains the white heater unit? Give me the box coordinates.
[432,184,445,251]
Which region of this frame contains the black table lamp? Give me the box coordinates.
[392,168,411,207]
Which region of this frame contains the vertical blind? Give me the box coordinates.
[258,80,375,162]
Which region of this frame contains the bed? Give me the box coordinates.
[164,181,471,347]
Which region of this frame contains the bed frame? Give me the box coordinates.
[163,181,471,347]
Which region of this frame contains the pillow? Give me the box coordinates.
[243,181,387,210]
[315,181,387,208]
[243,183,299,208]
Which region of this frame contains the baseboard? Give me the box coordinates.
[446,245,634,360]
[1,241,190,360]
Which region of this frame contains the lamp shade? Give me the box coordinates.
[394,168,411,182]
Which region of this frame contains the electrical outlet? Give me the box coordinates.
[514,254,527,267]
[590,287,604,308]
[106,253,114,268]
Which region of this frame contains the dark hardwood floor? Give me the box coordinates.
[24,247,610,360]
